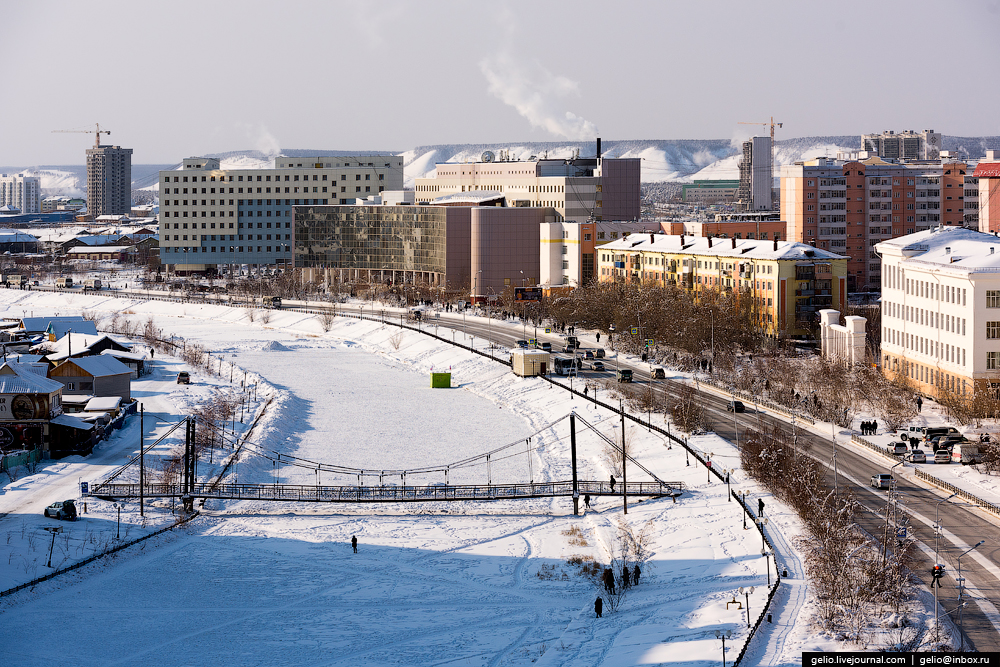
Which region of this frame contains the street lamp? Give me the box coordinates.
[738,586,755,627]
[762,548,772,585]
[113,502,122,540]
[44,526,62,568]
[957,540,985,651]
[714,629,732,667]
[756,516,769,550]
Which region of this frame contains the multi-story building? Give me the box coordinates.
[681,180,739,204]
[861,129,941,161]
[159,155,404,273]
[781,156,975,292]
[414,154,640,223]
[875,226,1000,398]
[595,233,847,337]
[86,145,133,216]
[974,150,1000,233]
[540,220,660,288]
[736,136,772,212]
[0,174,41,214]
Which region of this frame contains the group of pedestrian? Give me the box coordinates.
[595,563,642,617]
[860,420,878,436]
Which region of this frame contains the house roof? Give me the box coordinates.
[67,245,136,254]
[0,362,64,394]
[43,334,129,361]
[50,414,93,430]
[100,349,146,362]
[58,355,132,378]
[85,396,122,411]
[973,162,1000,179]
[875,226,1000,271]
[20,316,97,337]
[430,191,506,205]
[597,234,847,261]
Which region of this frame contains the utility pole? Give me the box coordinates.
[621,399,627,515]
[139,404,144,516]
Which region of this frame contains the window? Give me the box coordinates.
[989,352,1000,370]
[988,322,1000,339]
[988,291,1000,308]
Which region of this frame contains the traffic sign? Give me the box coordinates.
[896,527,907,539]
[80,482,89,495]
[544,328,551,334]
[645,339,654,347]
[630,327,639,335]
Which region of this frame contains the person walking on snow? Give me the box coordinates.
[595,596,603,618]
[609,475,616,492]
[351,535,358,553]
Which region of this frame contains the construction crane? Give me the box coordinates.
[738,117,784,179]
[52,123,112,148]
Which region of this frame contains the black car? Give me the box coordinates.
[726,400,746,413]
[43,500,77,521]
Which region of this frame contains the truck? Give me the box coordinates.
[261,296,282,309]
[55,277,73,288]
[83,278,102,290]
[951,443,982,465]
[617,369,633,383]
[512,349,550,377]
[4,274,25,287]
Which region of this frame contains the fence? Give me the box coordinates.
[699,377,816,426]
[913,469,1000,517]
[851,434,894,458]
[1,447,42,474]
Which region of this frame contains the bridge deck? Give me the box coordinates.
[88,480,684,503]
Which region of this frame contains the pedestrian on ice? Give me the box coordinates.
[351,535,358,553]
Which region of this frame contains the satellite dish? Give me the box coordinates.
[481,150,495,163]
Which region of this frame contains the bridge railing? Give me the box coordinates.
[88,479,685,502]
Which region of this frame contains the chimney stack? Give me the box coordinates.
[731,236,736,249]
[596,137,601,159]
[773,239,778,251]
[650,233,654,244]
[708,236,713,248]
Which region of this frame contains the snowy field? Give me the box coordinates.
[0,290,963,664]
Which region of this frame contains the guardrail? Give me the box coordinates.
[913,469,1000,517]
[699,377,816,426]
[851,435,895,458]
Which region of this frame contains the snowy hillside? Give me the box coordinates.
[8,135,1000,198]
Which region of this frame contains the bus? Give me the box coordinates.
[553,357,581,376]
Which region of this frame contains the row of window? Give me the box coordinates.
[169,234,290,242]
[165,221,290,230]
[164,246,290,254]
[884,300,966,334]
[885,266,968,306]
[884,356,966,394]
[885,327,966,366]
[165,173,383,184]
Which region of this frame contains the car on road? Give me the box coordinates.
[515,340,529,348]
[595,348,606,358]
[584,350,595,360]
[870,474,893,490]
[539,342,551,352]
[592,361,605,371]
[43,500,77,520]
[651,367,666,379]
[177,371,191,384]
[934,450,951,464]
[726,400,746,413]
[907,449,927,463]
[616,369,633,383]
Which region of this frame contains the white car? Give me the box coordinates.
[870,474,893,490]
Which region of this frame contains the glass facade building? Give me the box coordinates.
[295,205,449,283]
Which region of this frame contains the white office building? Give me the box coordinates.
[159,155,404,272]
[0,174,41,214]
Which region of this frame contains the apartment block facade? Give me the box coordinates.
[159,155,403,272]
[876,226,1000,398]
[595,233,847,337]
[413,156,640,223]
[86,145,133,216]
[736,136,772,212]
[861,129,942,161]
[974,150,1000,234]
[0,174,41,214]
[781,156,976,292]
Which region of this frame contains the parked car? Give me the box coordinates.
[592,361,605,371]
[923,427,960,445]
[952,443,982,465]
[43,500,77,520]
[177,371,191,384]
[726,400,746,413]
[908,449,927,463]
[870,474,893,490]
[934,450,951,464]
[892,442,909,456]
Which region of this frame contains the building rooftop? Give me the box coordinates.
[0,362,64,394]
[430,191,506,206]
[597,233,847,261]
[876,226,1000,271]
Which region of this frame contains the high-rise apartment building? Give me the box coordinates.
[861,129,941,161]
[0,174,41,214]
[736,136,772,212]
[974,150,1000,234]
[781,156,974,292]
[159,155,404,273]
[413,154,640,223]
[86,145,133,216]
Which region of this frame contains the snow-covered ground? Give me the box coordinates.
[0,291,964,664]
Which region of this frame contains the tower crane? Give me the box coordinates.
[52,123,112,148]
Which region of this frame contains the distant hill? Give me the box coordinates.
[6,135,999,196]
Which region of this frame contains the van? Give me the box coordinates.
[261,296,282,309]
[651,367,666,379]
[83,278,102,290]
[951,443,982,465]
[55,277,73,288]
[616,369,633,383]
[923,427,960,445]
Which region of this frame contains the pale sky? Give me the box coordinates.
[3,0,998,166]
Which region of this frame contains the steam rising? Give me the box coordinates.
[479,54,597,141]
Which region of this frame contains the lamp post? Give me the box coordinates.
[933,492,959,637]
[714,629,732,667]
[113,502,122,540]
[520,270,527,340]
[741,491,747,529]
[762,548,772,585]
[44,526,62,568]
[957,540,985,651]
[739,586,755,627]
[707,452,714,484]
[756,516,769,550]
